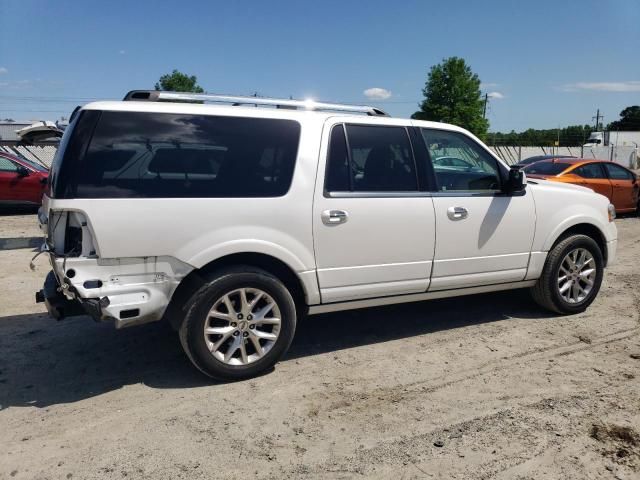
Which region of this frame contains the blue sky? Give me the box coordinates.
[0,0,639,131]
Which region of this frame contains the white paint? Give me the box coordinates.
[43,98,618,327]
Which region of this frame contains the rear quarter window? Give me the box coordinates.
[53,110,301,198]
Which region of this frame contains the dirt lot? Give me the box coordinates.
[0,214,639,480]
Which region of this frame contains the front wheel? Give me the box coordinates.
[179,266,297,380]
[530,234,604,314]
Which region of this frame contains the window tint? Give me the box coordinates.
[604,163,633,180]
[523,161,569,176]
[325,125,350,191]
[573,163,605,179]
[421,129,501,191]
[63,111,300,198]
[0,157,18,172]
[324,124,418,193]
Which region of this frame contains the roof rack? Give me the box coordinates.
[122,90,389,117]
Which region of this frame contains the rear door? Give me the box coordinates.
[312,119,436,303]
[417,127,536,290]
[604,163,638,211]
[571,163,612,199]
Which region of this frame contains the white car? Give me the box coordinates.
[37,90,618,380]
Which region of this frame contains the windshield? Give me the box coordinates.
[523,161,570,176]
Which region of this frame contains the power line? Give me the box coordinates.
[592,108,604,130]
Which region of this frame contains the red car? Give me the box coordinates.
[0,152,49,206]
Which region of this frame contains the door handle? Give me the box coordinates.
[447,206,468,220]
[321,209,348,225]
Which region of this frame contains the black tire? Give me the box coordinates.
[530,234,604,314]
[179,266,297,380]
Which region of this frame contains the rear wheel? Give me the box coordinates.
[530,234,604,314]
[179,266,297,380]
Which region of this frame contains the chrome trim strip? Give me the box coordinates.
[307,280,537,315]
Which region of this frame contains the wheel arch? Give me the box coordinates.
[547,222,608,264]
[165,252,314,330]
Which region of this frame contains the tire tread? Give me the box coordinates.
[178,265,296,380]
[530,234,603,314]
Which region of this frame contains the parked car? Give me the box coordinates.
[432,156,485,173]
[0,152,49,206]
[37,90,617,380]
[523,158,638,213]
[15,121,64,144]
[514,154,576,168]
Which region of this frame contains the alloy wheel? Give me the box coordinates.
[203,288,282,365]
[557,248,596,304]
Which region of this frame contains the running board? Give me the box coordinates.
[307,280,537,315]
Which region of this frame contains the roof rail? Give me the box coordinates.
[122,90,389,117]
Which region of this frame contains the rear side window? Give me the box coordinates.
[53,111,300,198]
[325,124,418,192]
[604,163,633,180]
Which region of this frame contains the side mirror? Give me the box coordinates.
[504,166,526,194]
[16,166,30,177]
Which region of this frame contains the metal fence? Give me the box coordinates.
[490,145,639,169]
[3,142,639,172]
[0,142,57,168]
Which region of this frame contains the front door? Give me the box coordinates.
[570,162,612,199]
[0,156,28,202]
[313,121,436,303]
[417,127,535,290]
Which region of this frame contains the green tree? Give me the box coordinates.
[412,57,488,138]
[489,124,594,146]
[155,69,204,93]
[608,106,640,131]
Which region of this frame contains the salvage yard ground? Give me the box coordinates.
[0,213,639,479]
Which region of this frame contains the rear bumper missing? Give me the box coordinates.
[36,270,87,320]
[37,254,193,328]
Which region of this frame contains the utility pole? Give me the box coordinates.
[592,108,604,131]
[482,93,488,119]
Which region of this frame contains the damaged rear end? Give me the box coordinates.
[36,108,193,328]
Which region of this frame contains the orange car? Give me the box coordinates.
[523,158,639,213]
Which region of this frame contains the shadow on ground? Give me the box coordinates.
[0,289,553,409]
[0,205,39,216]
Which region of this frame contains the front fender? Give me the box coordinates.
[541,214,611,252]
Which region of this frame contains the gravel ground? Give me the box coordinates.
[0,215,638,480]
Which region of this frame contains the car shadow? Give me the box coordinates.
[0,205,39,216]
[0,289,553,409]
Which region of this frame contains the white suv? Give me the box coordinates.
[37,90,618,380]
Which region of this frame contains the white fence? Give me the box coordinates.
[3,143,639,172]
[0,145,56,168]
[490,145,639,169]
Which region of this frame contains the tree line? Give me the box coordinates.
[155,64,639,146]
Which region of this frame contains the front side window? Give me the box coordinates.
[325,124,418,193]
[421,129,501,192]
[0,157,19,172]
[573,163,605,179]
[57,111,300,198]
[604,163,633,180]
